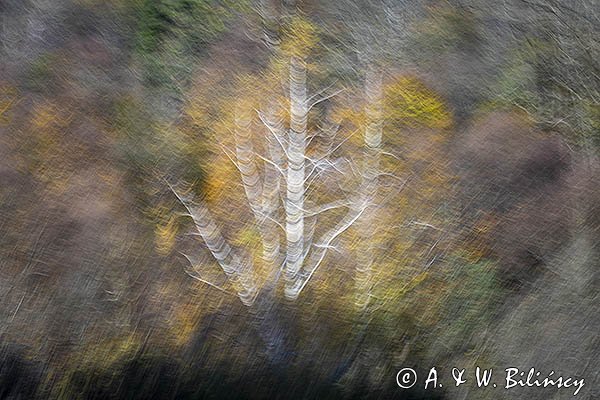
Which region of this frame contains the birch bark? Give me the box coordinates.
[169,186,258,306]
[284,55,308,298]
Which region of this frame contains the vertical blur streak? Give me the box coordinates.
[284,55,308,299]
[355,66,383,308]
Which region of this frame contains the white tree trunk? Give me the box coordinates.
[284,68,383,301]
[173,46,382,305]
[260,103,286,281]
[169,186,258,306]
[234,103,263,216]
[284,55,308,298]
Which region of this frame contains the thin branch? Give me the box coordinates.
[410,221,442,231]
[256,109,290,159]
[307,88,346,112]
[218,143,245,175]
[180,254,238,297]
[306,80,339,104]
[254,153,287,177]
[254,209,287,233]
[294,203,369,297]
[305,199,352,217]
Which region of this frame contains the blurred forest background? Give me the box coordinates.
[0,0,598,399]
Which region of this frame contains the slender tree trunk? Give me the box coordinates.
[235,102,285,273]
[355,67,383,308]
[170,187,258,306]
[257,0,286,289]
[284,55,308,298]
[285,68,383,302]
[234,102,263,216]
[261,103,286,284]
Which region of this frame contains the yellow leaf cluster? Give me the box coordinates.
[280,15,319,59]
[385,76,451,129]
[31,101,72,130]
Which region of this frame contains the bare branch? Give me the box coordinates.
[286,202,369,299]
[305,199,352,217]
[257,109,290,159]
[307,88,346,112]
[165,180,258,306]
[180,253,238,297]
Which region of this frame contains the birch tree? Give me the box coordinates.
[169,9,389,306]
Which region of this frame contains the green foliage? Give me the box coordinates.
[25,53,64,93]
[491,38,600,147]
[133,0,248,90]
[399,256,502,362]
[113,96,157,170]
[435,258,501,343]
[493,47,539,108]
